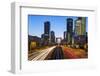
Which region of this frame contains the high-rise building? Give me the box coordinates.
[81,17,86,35]
[44,21,50,34]
[75,18,82,36]
[67,18,73,44]
[67,18,73,33]
[41,34,45,41]
[43,21,51,45]
[50,31,55,43]
[75,17,86,36]
[74,17,87,45]
[64,31,67,40]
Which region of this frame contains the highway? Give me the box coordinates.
[28,45,87,60]
[49,46,64,59]
[28,46,56,61]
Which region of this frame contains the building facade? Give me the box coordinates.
[75,17,86,36]
[64,31,67,40]
[41,21,51,45]
[50,31,55,43]
[67,18,73,44]
[74,17,87,45]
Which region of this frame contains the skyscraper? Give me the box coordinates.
[64,31,67,40]
[41,34,44,40]
[67,18,73,44]
[67,18,73,33]
[75,17,86,36]
[44,21,50,34]
[74,17,87,45]
[50,31,55,43]
[75,18,82,36]
[81,17,86,35]
[43,21,50,45]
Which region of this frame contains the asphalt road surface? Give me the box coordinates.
[28,46,56,61]
[49,46,64,59]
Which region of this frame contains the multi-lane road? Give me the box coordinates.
[28,46,56,61]
[28,45,87,61]
[49,46,64,59]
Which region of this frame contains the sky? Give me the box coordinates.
[28,15,88,39]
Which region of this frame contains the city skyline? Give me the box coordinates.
[28,15,88,60]
[28,15,88,39]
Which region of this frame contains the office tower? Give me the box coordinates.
[75,17,86,36]
[74,17,87,45]
[64,31,67,40]
[50,31,55,43]
[81,17,86,35]
[43,21,50,45]
[41,34,44,40]
[44,21,50,34]
[67,18,73,44]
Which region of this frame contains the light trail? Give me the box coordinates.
[29,46,56,60]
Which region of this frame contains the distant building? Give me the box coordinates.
[74,17,87,45]
[28,35,41,51]
[44,21,50,34]
[75,17,86,36]
[64,31,67,40]
[41,21,51,45]
[41,34,44,40]
[41,34,45,45]
[85,32,88,43]
[28,35,41,43]
[67,18,73,44]
[81,17,86,35]
[50,31,55,43]
[61,31,67,45]
[74,35,87,45]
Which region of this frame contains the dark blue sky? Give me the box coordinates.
[28,15,88,38]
